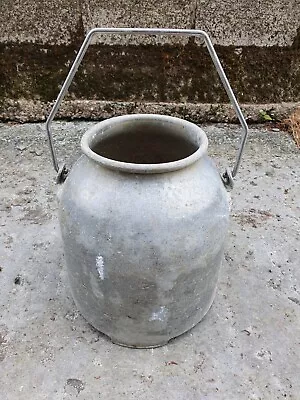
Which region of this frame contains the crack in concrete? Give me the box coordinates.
[292,26,300,48]
[191,0,198,30]
[77,0,85,43]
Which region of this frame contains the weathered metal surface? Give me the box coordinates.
[58,114,230,347]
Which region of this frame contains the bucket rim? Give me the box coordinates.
[81,114,208,174]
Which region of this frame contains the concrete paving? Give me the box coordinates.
[0,121,299,399]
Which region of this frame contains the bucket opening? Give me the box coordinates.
[81,115,208,174]
[90,121,199,164]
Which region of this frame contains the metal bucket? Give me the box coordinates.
[46,28,248,348]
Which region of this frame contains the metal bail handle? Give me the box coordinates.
[45,28,249,188]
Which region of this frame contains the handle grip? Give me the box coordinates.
[45,28,248,188]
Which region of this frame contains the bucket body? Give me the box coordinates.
[59,114,229,347]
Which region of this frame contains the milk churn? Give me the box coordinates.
[46,28,248,348]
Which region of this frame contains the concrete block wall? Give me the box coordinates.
[0,0,299,122]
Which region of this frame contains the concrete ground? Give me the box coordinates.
[0,121,299,400]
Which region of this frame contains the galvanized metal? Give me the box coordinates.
[59,114,230,348]
[45,28,249,188]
